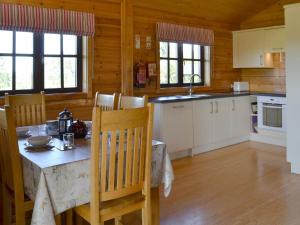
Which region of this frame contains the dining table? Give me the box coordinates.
[18,127,175,225]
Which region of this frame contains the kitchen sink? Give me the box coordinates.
[176,94,212,99]
[153,94,213,102]
[187,94,212,98]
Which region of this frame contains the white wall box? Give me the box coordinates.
[284,3,300,173]
[233,26,285,68]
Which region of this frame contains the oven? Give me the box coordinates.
[257,96,287,132]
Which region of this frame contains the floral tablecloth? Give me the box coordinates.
[19,138,174,225]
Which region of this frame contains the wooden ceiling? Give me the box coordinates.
[133,0,281,24]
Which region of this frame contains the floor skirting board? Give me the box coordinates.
[250,132,286,147]
[192,136,250,156]
[169,132,286,160]
[169,136,250,160]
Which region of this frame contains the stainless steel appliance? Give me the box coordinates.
[257,96,287,132]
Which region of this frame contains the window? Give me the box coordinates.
[0,30,82,94]
[160,41,211,87]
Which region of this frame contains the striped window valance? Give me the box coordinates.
[0,3,95,36]
[157,22,214,46]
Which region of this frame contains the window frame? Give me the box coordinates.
[0,31,83,95]
[159,41,211,88]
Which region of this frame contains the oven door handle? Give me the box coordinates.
[262,105,284,109]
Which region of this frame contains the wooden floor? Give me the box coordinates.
[19,141,300,225]
[159,141,300,225]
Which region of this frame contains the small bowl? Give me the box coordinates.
[27,136,52,147]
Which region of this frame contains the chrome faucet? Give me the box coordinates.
[188,74,201,96]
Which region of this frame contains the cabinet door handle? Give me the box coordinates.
[215,101,219,113]
[232,99,235,111]
[172,105,184,109]
[210,102,214,114]
[260,54,263,66]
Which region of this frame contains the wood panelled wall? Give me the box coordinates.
[0,0,122,120]
[133,6,240,96]
[0,0,241,119]
[241,53,286,92]
[239,0,299,93]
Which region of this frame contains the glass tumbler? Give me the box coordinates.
[63,133,74,150]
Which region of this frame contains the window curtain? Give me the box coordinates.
[156,22,214,46]
[0,3,95,36]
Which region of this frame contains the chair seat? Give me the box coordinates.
[74,192,145,223]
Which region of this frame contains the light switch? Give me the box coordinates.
[146,36,151,49]
[135,34,141,49]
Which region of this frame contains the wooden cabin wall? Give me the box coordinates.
[240,53,286,93]
[239,0,299,93]
[0,0,241,119]
[133,6,240,96]
[0,0,121,120]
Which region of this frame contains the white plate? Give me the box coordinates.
[24,143,54,152]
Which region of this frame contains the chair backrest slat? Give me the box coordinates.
[5,92,46,127]
[118,95,148,109]
[108,131,117,192]
[117,130,125,190]
[125,128,133,188]
[94,92,118,111]
[90,104,153,204]
[0,106,26,220]
[132,127,141,185]
[139,127,147,183]
[100,132,108,192]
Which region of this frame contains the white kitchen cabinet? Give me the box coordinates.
[212,98,232,143]
[153,101,194,153]
[193,98,232,151]
[233,29,270,68]
[154,96,251,158]
[264,27,285,52]
[193,99,213,147]
[192,96,250,155]
[233,26,285,68]
[230,96,251,138]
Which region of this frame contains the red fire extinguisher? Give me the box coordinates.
[134,60,147,88]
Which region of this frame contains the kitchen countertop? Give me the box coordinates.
[150,91,286,104]
[251,92,286,97]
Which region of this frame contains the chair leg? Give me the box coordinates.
[2,189,12,225]
[142,208,147,225]
[66,210,73,225]
[15,206,26,225]
[75,214,83,225]
[142,200,151,225]
[114,216,123,225]
[55,214,62,225]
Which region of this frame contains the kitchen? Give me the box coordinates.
[151,25,287,159]
[1,1,300,225]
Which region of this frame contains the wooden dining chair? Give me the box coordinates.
[118,94,148,109]
[94,92,118,111]
[74,103,154,225]
[0,106,63,225]
[5,91,46,127]
[0,105,34,225]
